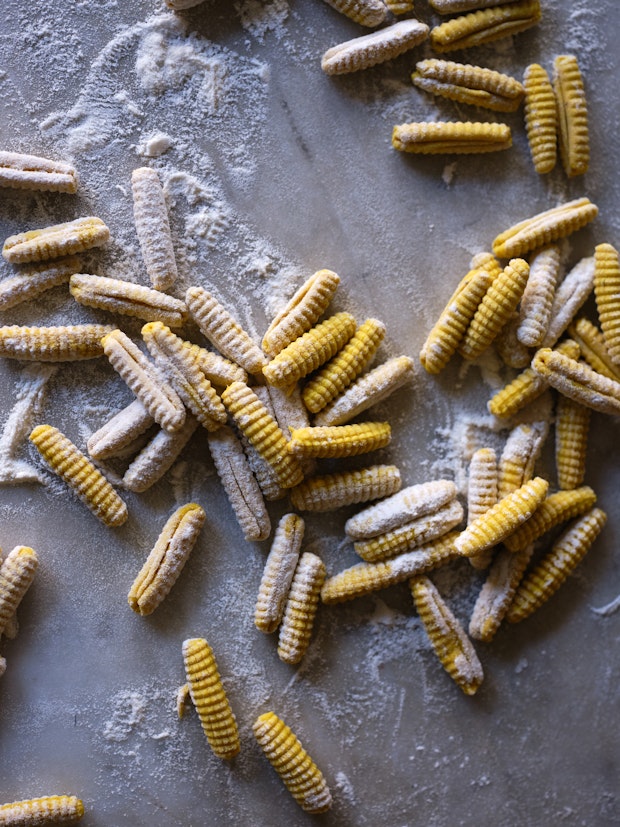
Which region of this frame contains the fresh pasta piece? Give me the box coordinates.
[384,0,413,14]
[182,637,240,760]
[554,55,589,178]
[541,256,595,348]
[0,257,79,312]
[430,0,517,10]
[503,485,597,552]
[493,311,532,369]
[237,387,286,502]
[429,0,541,52]
[128,503,205,616]
[314,355,414,425]
[392,121,512,155]
[2,217,110,264]
[255,514,305,633]
[0,151,78,193]
[290,464,401,512]
[277,552,326,664]
[497,421,549,499]
[253,712,332,814]
[507,507,606,623]
[288,421,391,459]
[555,395,590,490]
[412,60,524,112]
[0,324,115,362]
[87,400,154,461]
[492,198,598,259]
[530,347,620,416]
[593,243,620,367]
[122,415,199,492]
[185,286,267,376]
[568,317,620,381]
[101,329,186,433]
[131,167,178,291]
[0,795,84,825]
[321,19,429,75]
[70,274,186,327]
[0,546,38,637]
[320,0,387,26]
[207,425,271,542]
[467,448,498,570]
[516,245,561,347]
[411,575,483,695]
[255,384,316,482]
[29,425,128,526]
[345,479,458,540]
[523,63,557,174]
[302,318,385,413]
[191,345,248,388]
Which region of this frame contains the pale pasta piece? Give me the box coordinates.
[531,347,620,416]
[255,514,305,633]
[320,0,387,27]
[0,546,38,637]
[430,0,518,10]
[0,324,115,362]
[87,400,155,461]
[288,422,391,459]
[516,245,561,347]
[412,60,524,112]
[122,415,199,493]
[277,551,326,664]
[0,795,84,825]
[29,425,128,527]
[0,257,79,312]
[593,243,620,367]
[541,256,595,348]
[429,0,541,53]
[192,345,247,388]
[497,421,549,499]
[523,63,557,174]
[393,121,512,155]
[555,395,591,490]
[70,274,187,327]
[131,167,178,291]
[128,503,205,616]
[2,217,110,264]
[467,447,498,570]
[0,151,78,193]
[321,19,429,76]
[290,464,401,512]
[554,55,589,178]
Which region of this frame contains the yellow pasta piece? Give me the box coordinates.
[523,63,557,175]
[420,254,500,374]
[503,485,596,552]
[0,795,84,825]
[531,346,620,416]
[101,329,186,433]
[185,286,267,376]
[0,151,78,193]
[253,712,332,814]
[507,507,606,623]
[430,0,517,10]
[412,59,524,112]
[493,311,532,369]
[467,447,498,570]
[191,345,248,388]
[454,476,548,557]
[70,274,187,327]
[392,121,512,155]
[568,317,620,381]
[314,354,414,425]
[0,257,79,312]
[255,514,305,634]
[593,242,620,368]
[541,256,595,349]
[555,395,591,490]
[182,637,240,760]
[122,415,199,493]
[87,400,154,461]
[277,551,326,664]
[492,198,598,259]
[0,324,115,362]
[459,258,529,361]
[321,19,429,75]
[131,167,178,291]
[384,0,413,14]
[237,387,286,502]
[29,425,128,527]
[2,217,109,264]
[497,421,549,499]
[290,464,401,512]
[430,0,541,53]
[288,421,391,459]
[554,55,589,178]
[0,546,38,637]
[517,245,561,347]
[128,503,206,616]
[302,318,385,413]
[256,384,315,483]
[321,532,459,604]
[411,575,483,695]
[320,0,387,26]
[263,312,356,389]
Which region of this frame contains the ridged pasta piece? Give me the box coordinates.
[238,387,286,502]
[255,514,305,633]
[256,384,316,482]
[87,400,155,461]
[523,63,557,174]
[321,19,429,75]
[288,421,391,459]
[277,552,326,664]
[0,257,79,312]
[185,286,267,375]
[0,324,115,362]
[412,59,524,112]
[0,546,38,637]
[516,245,561,347]
[29,425,128,527]
[554,55,589,178]
[531,347,620,416]
[0,151,78,193]
[430,0,517,10]
[207,425,271,542]
[493,311,532,369]
[321,532,459,604]
[420,253,500,374]
[555,395,590,491]
[429,0,541,52]
[253,712,332,813]
[182,637,240,760]
[467,448,498,570]
[594,243,620,367]
[2,217,110,264]
[128,503,205,616]
[385,0,413,14]
[411,575,483,695]
[122,415,199,493]
[454,476,548,557]
[507,507,606,623]
[191,345,248,388]
[492,198,598,259]
[70,274,186,327]
[392,121,511,154]
[101,329,186,433]
[302,318,385,413]
[0,795,84,825]
[497,421,549,499]
[568,317,620,381]
[290,464,401,512]
[320,0,387,26]
[503,485,597,552]
[541,256,595,348]
[314,355,414,425]
[131,167,177,291]
[459,258,529,361]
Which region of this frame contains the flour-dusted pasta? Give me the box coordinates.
[320,0,387,27]
[541,256,595,348]
[412,59,524,112]
[553,55,589,178]
[277,551,326,664]
[516,245,561,347]
[569,317,620,381]
[497,421,549,500]
[70,274,187,327]
[0,151,78,193]
[2,217,110,264]
[290,464,401,512]
[0,795,84,825]
[555,396,591,491]
[0,257,79,312]
[467,448,498,570]
[255,514,305,634]
[0,546,38,637]
[87,400,155,461]
[131,167,178,291]
[122,415,199,493]
[0,324,115,362]
[531,347,620,416]
[392,121,512,154]
[429,0,541,52]
[321,19,429,76]
[503,486,597,552]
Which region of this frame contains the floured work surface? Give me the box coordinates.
[0,0,619,824]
